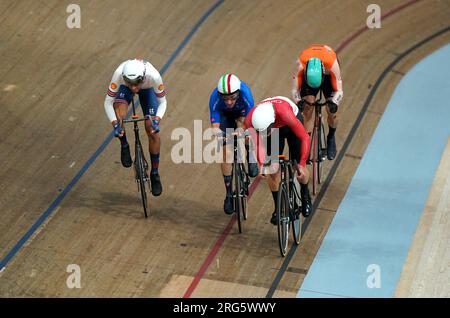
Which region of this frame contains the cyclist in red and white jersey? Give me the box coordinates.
[245,96,312,224]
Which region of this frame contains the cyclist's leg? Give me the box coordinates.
[287,122,312,217]
[323,75,339,129]
[300,81,319,133]
[288,113,310,184]
[220,112,237,214]
[267,128,286,224]
[115,85,133,167]
[322,75,338,159]
[140,88,162,195]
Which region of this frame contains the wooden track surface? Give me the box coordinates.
[0,0,449,297]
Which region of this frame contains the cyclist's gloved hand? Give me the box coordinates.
[214,130,225,139]
[113,122,124,137]
[328,101,338,114]
[152,116,160,133]
[297,99,306,112]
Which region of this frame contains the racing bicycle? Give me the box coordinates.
[122,98,159,218]
[218,130,251,233]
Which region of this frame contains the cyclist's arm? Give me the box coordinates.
[148,66,167,120]
[238,83,254,130]
[104,66,123,125]
[281,109,310,167]
[211,123,222,137]
[244,112,266,166]
[236,116,245,129]
[240,82,255,110]
[292,59,304,103]
[328,59,343,105]
[209,91,222,128]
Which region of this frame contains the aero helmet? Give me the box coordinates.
[217,74,241,95]
[251,102,275,132]
[305,57,324,88]
[122,59,146,84]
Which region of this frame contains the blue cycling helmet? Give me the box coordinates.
[306,57,324,88]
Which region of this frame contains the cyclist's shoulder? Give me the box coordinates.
[143,61,162,79]
[113,60,128,74]
[240,80,251,90]
[209,88,221,107]
[300,44,337,62]
[239,81,254,96]
[209,87,220,99]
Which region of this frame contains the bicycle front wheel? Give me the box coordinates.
[135,147,149,218]
[318,119,327,185]
[234,164,243,233]
[277,183,290,257]
[240,164,248,221]
[311,124,319,195]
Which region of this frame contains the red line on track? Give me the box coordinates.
[336,0,421,53]
[183,0,422,298]
[183,176,261,298]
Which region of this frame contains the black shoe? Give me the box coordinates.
[270,211,278,225]
[121,144,132,168]
[327,136,337,160]
[248,162,259,178]
[150,173,162,196]
[301,191,312,217]
[223,194,234,215]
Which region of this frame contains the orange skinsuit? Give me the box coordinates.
[292,44,343,106]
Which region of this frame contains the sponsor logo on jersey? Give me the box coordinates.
[110,83,117,90]
[156,91,166,98]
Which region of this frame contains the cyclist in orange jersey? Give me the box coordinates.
[292,44,343,160]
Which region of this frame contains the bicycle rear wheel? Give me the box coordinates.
[277,183,290,257]
[135,146,149,218]
[290,180,302,245]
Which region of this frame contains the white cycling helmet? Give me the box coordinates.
[217,73,241,95]
[251,102,275,132]
[122,59,146,84]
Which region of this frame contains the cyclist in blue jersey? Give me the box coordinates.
[209,73,258,215]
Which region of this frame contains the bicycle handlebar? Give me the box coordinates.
[122,115,158,124]
[123,115,160,133]
[303,99,328,107]
[266,157,302,177]
[216,130,248,152]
